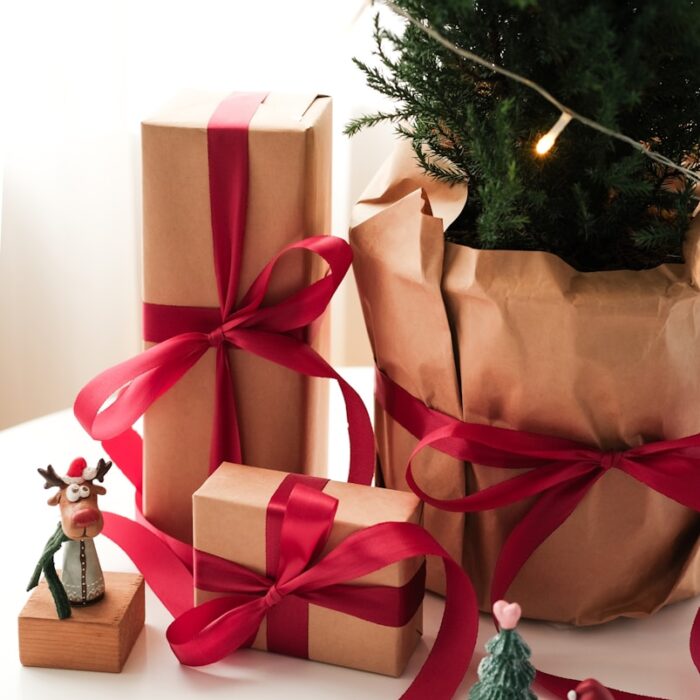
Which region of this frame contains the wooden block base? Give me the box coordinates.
[18,571,145,672]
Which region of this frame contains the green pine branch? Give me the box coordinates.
[348,0,700,271]
[344,111,406,137]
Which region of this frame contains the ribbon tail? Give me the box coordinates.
[692,607,700,675]
[491,471,662,700]
[231,329,375,486]
[102,512,193,618]
[210,346,242,472]
[338,372,377,486]
[491,470,604,604]
[74,333,208,440]
[623,455,700,513]
[167,595,267,666]
[101,431,194,570]
[102,428,143,493]
[400,552,478,700]
[132,500,194,571]
[291,522,478,700]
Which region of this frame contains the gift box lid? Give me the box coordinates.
[141,91,332,309]
[143,91,328,131]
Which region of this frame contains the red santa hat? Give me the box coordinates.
[67,457,88,478]
[568,679,615,700]
[62,457,97,483]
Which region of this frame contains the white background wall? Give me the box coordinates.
[0,0,401,429]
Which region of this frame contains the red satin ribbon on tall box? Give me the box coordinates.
[376,367,700,700]
[166,471,477,700]
[72,94,374,609]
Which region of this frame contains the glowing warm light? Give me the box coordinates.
[535,111,573,156]
[535,133,556,154]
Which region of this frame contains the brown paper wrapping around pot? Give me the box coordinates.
[350,140,700,625]
[141,93,332,543]
[193,462,423,676]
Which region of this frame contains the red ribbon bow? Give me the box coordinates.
[74,92,373,487]
[378,368,700,607]
[164,482,477,700]
[377,368,700,699]
[74,235,374,486]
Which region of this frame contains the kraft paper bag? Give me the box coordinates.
[350,140,700,624]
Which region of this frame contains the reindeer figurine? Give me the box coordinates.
[27,457,112,619]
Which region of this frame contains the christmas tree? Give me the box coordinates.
[347,1,700,272]
[469,601,536,700]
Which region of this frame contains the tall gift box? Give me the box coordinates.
[192,463,425,676]
[141,92,332,543]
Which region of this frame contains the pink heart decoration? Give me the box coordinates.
[493,600,522,630]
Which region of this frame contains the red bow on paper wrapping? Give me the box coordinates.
[376,367,700,700]
[74,233,374,486]
[165,478,477,700]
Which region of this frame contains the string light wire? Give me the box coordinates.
[374,0,700,185]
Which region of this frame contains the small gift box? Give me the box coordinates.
[190,463,425,676]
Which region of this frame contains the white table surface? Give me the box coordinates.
[2,366,699,699]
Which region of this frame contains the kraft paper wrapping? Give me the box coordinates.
[350,140,700,625]
[142,93,332,543]
[193,462,424,676]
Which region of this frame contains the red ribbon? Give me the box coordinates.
[166,480,475,700]
[376,367,700,700]
[265,473,330,657]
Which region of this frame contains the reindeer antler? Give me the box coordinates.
[37,465,65,490]
[94,458,112,482]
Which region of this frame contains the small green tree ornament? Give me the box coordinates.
[469,600,536,700]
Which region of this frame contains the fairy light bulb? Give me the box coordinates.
[535,112,573,155]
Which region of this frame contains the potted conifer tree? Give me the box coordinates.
[349,0,700,624]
